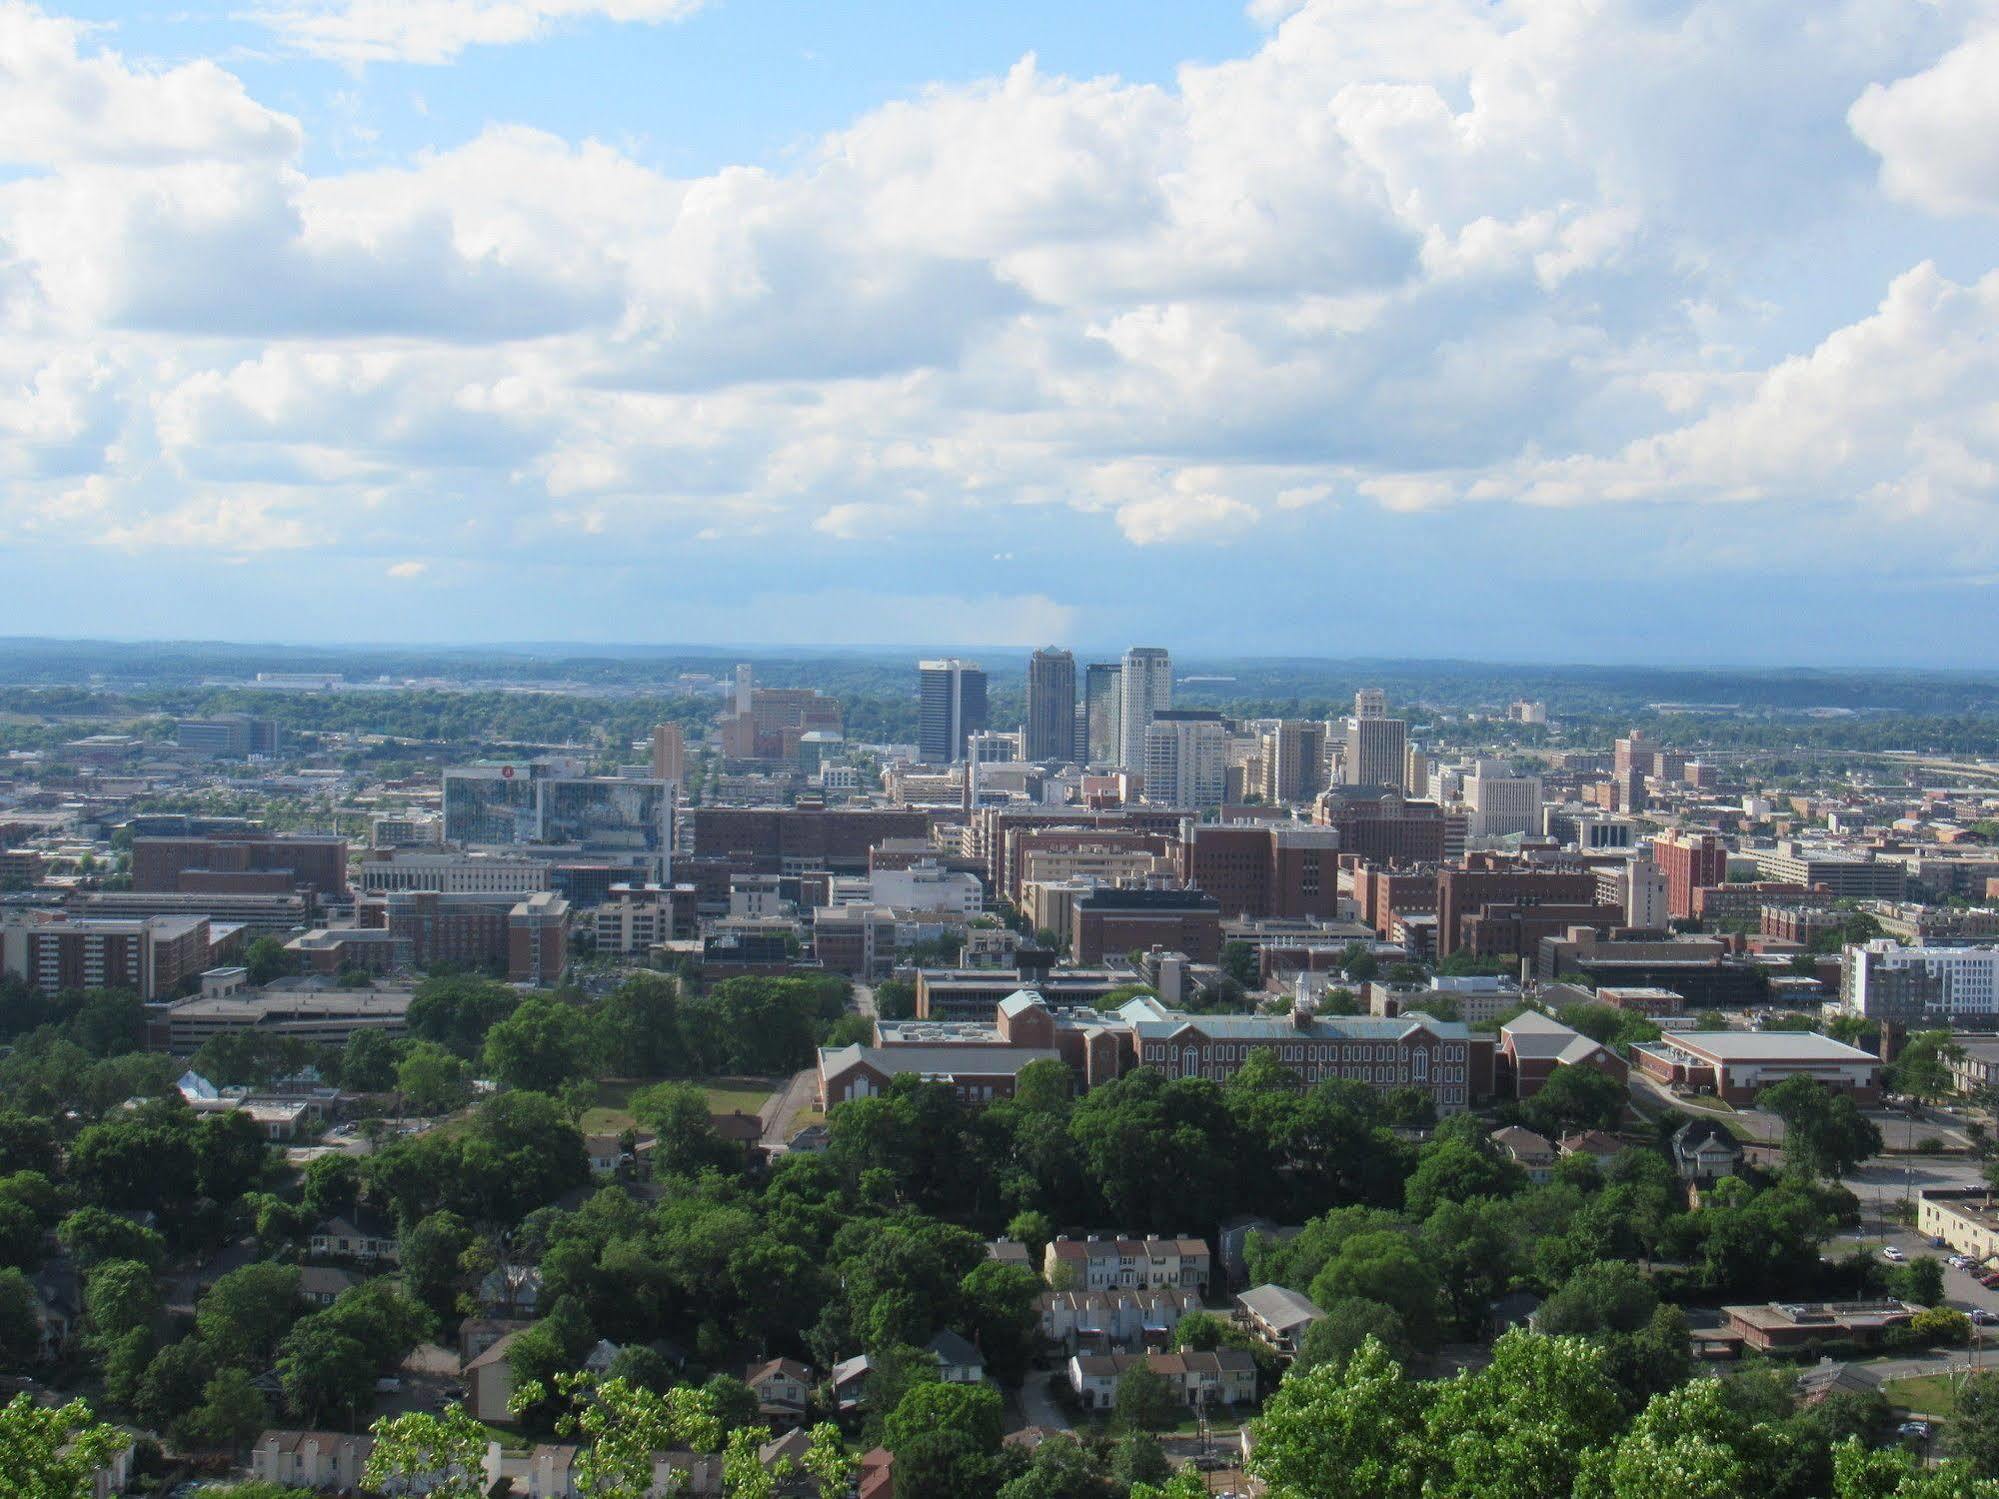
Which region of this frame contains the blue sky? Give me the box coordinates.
[2,0,1998,664]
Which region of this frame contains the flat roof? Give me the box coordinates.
[1662,1031,1879,1063]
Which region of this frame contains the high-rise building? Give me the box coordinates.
[734,664,754,716]
[1142,710,1226,808]
[1025,648,1077,763]
[918,659,988,764]
[1463,760,1543,839]
[1084,664,1122,765]
[1344,704,1407,790]
[1652,829,1729,920]
[1118,647,1172,770]
[1261,721,1327,804]
[650,723,685,784]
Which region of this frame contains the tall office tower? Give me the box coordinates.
[1404,744,1435,799]
[1084,663,1122,766]
[1118,647,1172,770]
[1025,648,1078,762]
[650,723,685,784]
[1262,720,1327,803]
[1613,728,1655,778]
[917,659,988,764]
[1463,758,1544,839]
[1143,711,1227,809]
[1344,706,1408,790]
[733,664,753,716]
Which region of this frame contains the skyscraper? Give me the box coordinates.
[1118,647,1172,770]
[1144,710,1227,808]
[650,723,685,784]
[918,659,988,764]
[1083,663,1122,766]
[1344,689,1407,790]
[1025,647,1077,763]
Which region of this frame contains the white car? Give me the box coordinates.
[1949,1255,1974,1269]
[1883,1246,1907,1262]
[1972,1309,1998,1326]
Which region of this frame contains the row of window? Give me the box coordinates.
[1144,1041,1463,1065]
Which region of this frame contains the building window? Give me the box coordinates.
[1412,1050,1429,1081]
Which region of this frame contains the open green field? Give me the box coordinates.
[1883,1373,1966,1416]
[577,1076,781,1135]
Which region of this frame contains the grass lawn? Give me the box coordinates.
[578,1076,782,1135]
[1883,1373,1965,1416]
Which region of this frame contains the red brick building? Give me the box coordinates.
[1176,824,1341,921]
[1072,888,1222,964]
[1434,860,1599,956]
[24,914,231,1000]
[1651,830,1727,921]
[132,834,349,900]
[1312,789,1451,866]
[1496,1010,1630,1099]
[691,808,932,875]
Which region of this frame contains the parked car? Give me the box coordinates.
[1882,1246,1906,1262]
[1948,1255,1974,1269]
[1972,1309,1998,1326]
[1899,1420,1933,1441]
[1978,1272,1999,1289]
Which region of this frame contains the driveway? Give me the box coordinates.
[1013,1366,1074,1434]
[759,1067,820,1153]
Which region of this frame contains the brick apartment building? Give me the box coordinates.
[17,913,234,1001]
[691,808,932,875]
[1354,863,1440,939]
[977,806,1192,895]
[381,890,571,983]
[133,834,349,900]
[1176,823,1342,921]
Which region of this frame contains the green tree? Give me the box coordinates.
[0,1266,42,1371]
[482,997,593,1092]
[883,1382,1003,1457]
[1114,1364,1179,1431]
[399,1211,476,1321]
[1403,1139,1524,1219]
[182,1367,272,1454]
[1421,1331,1624,1499]
[243,935,294,985]
[958,1260,1042,1384]
[1522,1065,1628,1135]
[84,1259,161,1346]
[1221,942,1261,990]
[1248,1337,1430,1499]
[339,1030,400,1092]
[873,980,918,1021]
[1760,1076,1884,1180]
[197,1262,301,1367]
[631,1082,738,1176]
[396,1041,473,1115]
[1889,1031,1964,1112]
[1294,1298,1411,1373]
[800,1422,857,1499]
[364,1405,492,1498]
[1949,1372,1999,1478]
[276,1319,375,1424]
[0,1392,128,1499]
[1575,1377,1794,1499]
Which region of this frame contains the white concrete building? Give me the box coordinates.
[1143,712,1227,809]
[1464,760,1544,839]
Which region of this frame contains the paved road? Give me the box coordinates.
[853,982,877,1019]
[759,1067,819,1153]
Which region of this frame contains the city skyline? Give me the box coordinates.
[3,3,1999,664]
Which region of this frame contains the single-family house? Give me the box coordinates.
[298,1265,362,1307]
[1671,1118,1744,1186]
[745,1357,813,1427]
[926,1329,984,1384]
[1235,1285,1325,1356]
[831,1354,872,1414]
[1489,1125,1558,1184]
[1067,1350,1257,1410]
[466,1330,523,1424]
[308,1208,399,1263]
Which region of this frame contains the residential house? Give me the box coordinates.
[1038,1288,1201,1354]
[745,1357,814,1428]
[460,1316,534,1365]
[1218,1217,1301,1291]
[1489,1125,1558,1184]
[33,1259,80,1359]
[1043,1235,1212,1293]
[1067,1349,1257,1411]
[831,1354,872,1415]
[1557,1130,1625,1162]
[250,1430,376,1492]
[1671,1118,1744,1186]
[926,1329,985,1384]
[466,1330,523,1423]
[985,1239,1035,1272]
[857,1448,895,1499]
[1235,1285,1325,1356]
[583,1338,621,1375]
[308,1209,399,1263]
[479,1264,544,1318]
[298,1266,361,1307]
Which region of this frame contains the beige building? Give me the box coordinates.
[1044,1235,1212,1293]
[1919,1188,1999,1263]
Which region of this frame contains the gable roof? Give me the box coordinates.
[927,1329,983,1367]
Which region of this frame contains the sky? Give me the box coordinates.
[2,0,1998,665]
